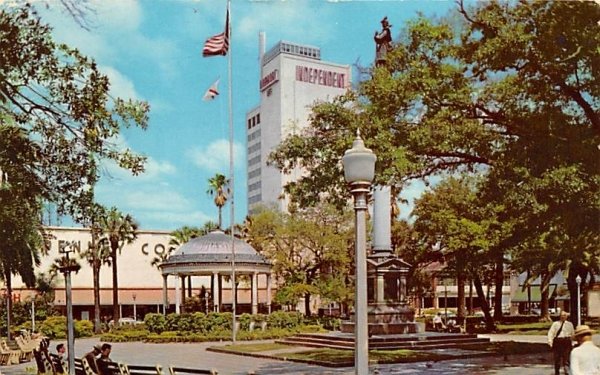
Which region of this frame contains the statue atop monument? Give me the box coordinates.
[374,16,392,66]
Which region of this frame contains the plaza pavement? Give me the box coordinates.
[4,334,599,374]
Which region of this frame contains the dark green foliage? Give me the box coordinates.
[37,316,93,339]
[143,313,166,334]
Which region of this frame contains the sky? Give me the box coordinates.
[30,0,461,231]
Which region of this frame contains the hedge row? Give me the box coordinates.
[37,316,94,339]
[143,311,304,334]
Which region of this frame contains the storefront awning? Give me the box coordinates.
[512,285,557,303]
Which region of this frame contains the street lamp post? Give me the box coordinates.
[576,275,582,327]
[444,279,448,322]
[132,293,137,321]
[58,244,80,375]
[342,131,376,375]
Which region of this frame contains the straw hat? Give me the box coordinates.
[573,325,594,337]
[93,344,103,351]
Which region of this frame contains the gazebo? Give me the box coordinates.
[159,230,272,314]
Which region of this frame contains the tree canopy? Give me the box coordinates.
[269,0,599,321]
[0,4,149,221]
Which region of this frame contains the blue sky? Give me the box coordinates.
[36,0,460,231]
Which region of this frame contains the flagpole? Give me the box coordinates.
[226,0,237,344]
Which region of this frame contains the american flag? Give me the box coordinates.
[202,9,229,57]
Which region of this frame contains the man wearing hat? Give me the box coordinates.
[570,325,600,375]
[82,344,101,374]
[548,311,575,374]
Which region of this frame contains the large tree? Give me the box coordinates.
[0,4,149,324]
[79,203,112,333]
[0,5,149,220]
[270,0,599,323]
[246,205,353,315]
[0,122,46,338]
[99,207,139,322]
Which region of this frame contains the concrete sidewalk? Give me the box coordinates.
[0,334,565,375]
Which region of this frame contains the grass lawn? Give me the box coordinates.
[211,341,550,367]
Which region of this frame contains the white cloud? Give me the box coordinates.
[100,66,141,100]
[187,139,244,172]
[236,2,336,44]
[92,0,142,32]
[123,190,191,211]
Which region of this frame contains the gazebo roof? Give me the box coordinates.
[160,230,271,275]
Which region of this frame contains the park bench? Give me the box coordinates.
[0,339,21,365]
[168,366,217,375]
[121,363,163,375]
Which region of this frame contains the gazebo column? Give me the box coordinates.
[218,273,223,312]
[175,275,181,314]
[188,276,193,298]
[180,275,186,313]
[266,273,272,314]
[251,272,258,315]
[212,272,220,312]
[162,274,168,315]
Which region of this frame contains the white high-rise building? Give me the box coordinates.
[247,37,352,213]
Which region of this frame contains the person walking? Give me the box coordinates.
[548,311,575,375]
[570,325,600,375]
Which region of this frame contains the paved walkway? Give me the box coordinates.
[3,334,594,375]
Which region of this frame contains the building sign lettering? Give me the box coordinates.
[141,243,169,256]
[260,69,279,91]
[58,240,81,254]
[295,66,346,88]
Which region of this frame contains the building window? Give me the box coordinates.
[248,155,261,166]
[256,114,260,124]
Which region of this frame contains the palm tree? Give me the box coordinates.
[206,173,229,229]
[80,229,112,332]
[99,207,139,322]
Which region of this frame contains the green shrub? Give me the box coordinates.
[191,312,208,333]
[165,313,180,331]
[39,316,67,339]
[206,312,232,332]
[267,311,303,329]
[74,320,94,338]
[144,313,166,333]
[177,313,194,332]
[38,317,92,339]
[238,313,252,330]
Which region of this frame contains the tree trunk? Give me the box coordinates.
[4,268,12,341]
[468,279,473,315]
[111,244,119,322]
[473,274,495,332]
[91,230,102,334]
[567,263,585,326]
[540,271,552,322]
[93,261,101,333]
[457,274,466,319]
[493,256,504,320]
[304,293,311,316]
[218,207,222,230]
